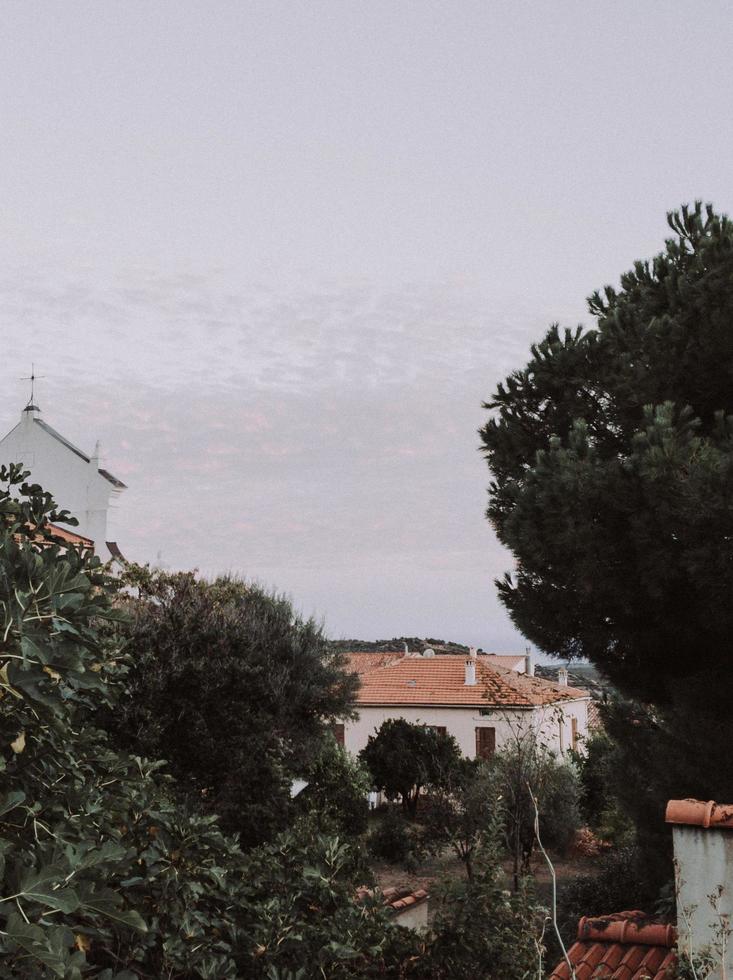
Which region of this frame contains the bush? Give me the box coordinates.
[557,845,659,944]
[422,823,543,979]
[368,808,419,866]
[489,725,583,886]
[298,735,371,837]
[422,761,499,879]
[539,759,583,854]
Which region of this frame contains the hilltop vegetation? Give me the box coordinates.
[329,636,486,654]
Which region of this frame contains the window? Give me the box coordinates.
[332,723,345,746]
[425,725,447,736]
[475,727,496,760]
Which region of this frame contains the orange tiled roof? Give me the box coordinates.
[355,655,588,708]
[46,523,94,548]
[343,652,406,675]
[549,912,677,980]
[666,798,733,829]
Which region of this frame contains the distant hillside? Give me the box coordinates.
[328,636,486,656]
[534,663,613,701]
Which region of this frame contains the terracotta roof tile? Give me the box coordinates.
[483,653,526,670]
[355,655,588,708]
[343,652,406,675]
[355,885,429,914]
[548,913,677,980]
[665,798,733,829]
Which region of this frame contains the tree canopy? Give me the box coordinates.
[481,203,733,711]
[108,566,358,848]
[480,203,733,889]
[360,719,463,817]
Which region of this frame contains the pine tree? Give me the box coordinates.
[480,203,733,886]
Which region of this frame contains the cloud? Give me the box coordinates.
[0,265,549,648]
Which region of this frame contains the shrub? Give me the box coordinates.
[298,735,371,837]
[557,844,659,944]
[422,822,544,979]
[422,761,499,879]
[489,723,583,886]
[538,758,583,854]
[368,808,419,865]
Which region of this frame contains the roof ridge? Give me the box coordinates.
[35,419,126,489]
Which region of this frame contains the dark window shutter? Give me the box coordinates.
[475,726,496,760]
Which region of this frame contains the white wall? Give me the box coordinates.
[344,698,589,759]
[674,825,733,978]
[0,408,118,553]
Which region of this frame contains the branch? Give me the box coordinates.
[527,780,575,979]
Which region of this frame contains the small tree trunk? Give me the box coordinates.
[512,815,521,891]
[406,784,421,819]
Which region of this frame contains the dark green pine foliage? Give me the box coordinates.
[480,203,733,881]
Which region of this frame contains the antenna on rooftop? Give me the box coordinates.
[20,364,44,409]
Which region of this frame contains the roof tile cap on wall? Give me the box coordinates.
[548,912,677,980]
[356,886,429,912]
[578,914,676,947]
[665,798,733,829]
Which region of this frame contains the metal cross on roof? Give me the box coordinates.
[20,364,44,408]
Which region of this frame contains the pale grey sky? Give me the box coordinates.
[1,2,732,649]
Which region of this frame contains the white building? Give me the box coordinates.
[337,650,590,759]
[0,402,127,560]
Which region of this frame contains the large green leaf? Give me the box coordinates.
[4,912,71,977]
[78,886,148,933]
[12,865,81,914]
[0,789,25,817]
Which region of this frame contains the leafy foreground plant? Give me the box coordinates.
[424,817,543,979]
[0,465,421,978]
[0,466,547,978]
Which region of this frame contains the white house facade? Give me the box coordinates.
[338,651,590,760]
[0,403,127,560]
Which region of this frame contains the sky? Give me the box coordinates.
[1,2,732,651]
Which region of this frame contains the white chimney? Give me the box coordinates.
[667,799,733,976]
[524,647,534,676]
[558,667,568,687]
[465,648,477,686]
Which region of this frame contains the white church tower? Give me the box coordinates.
[0,397,127,559]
